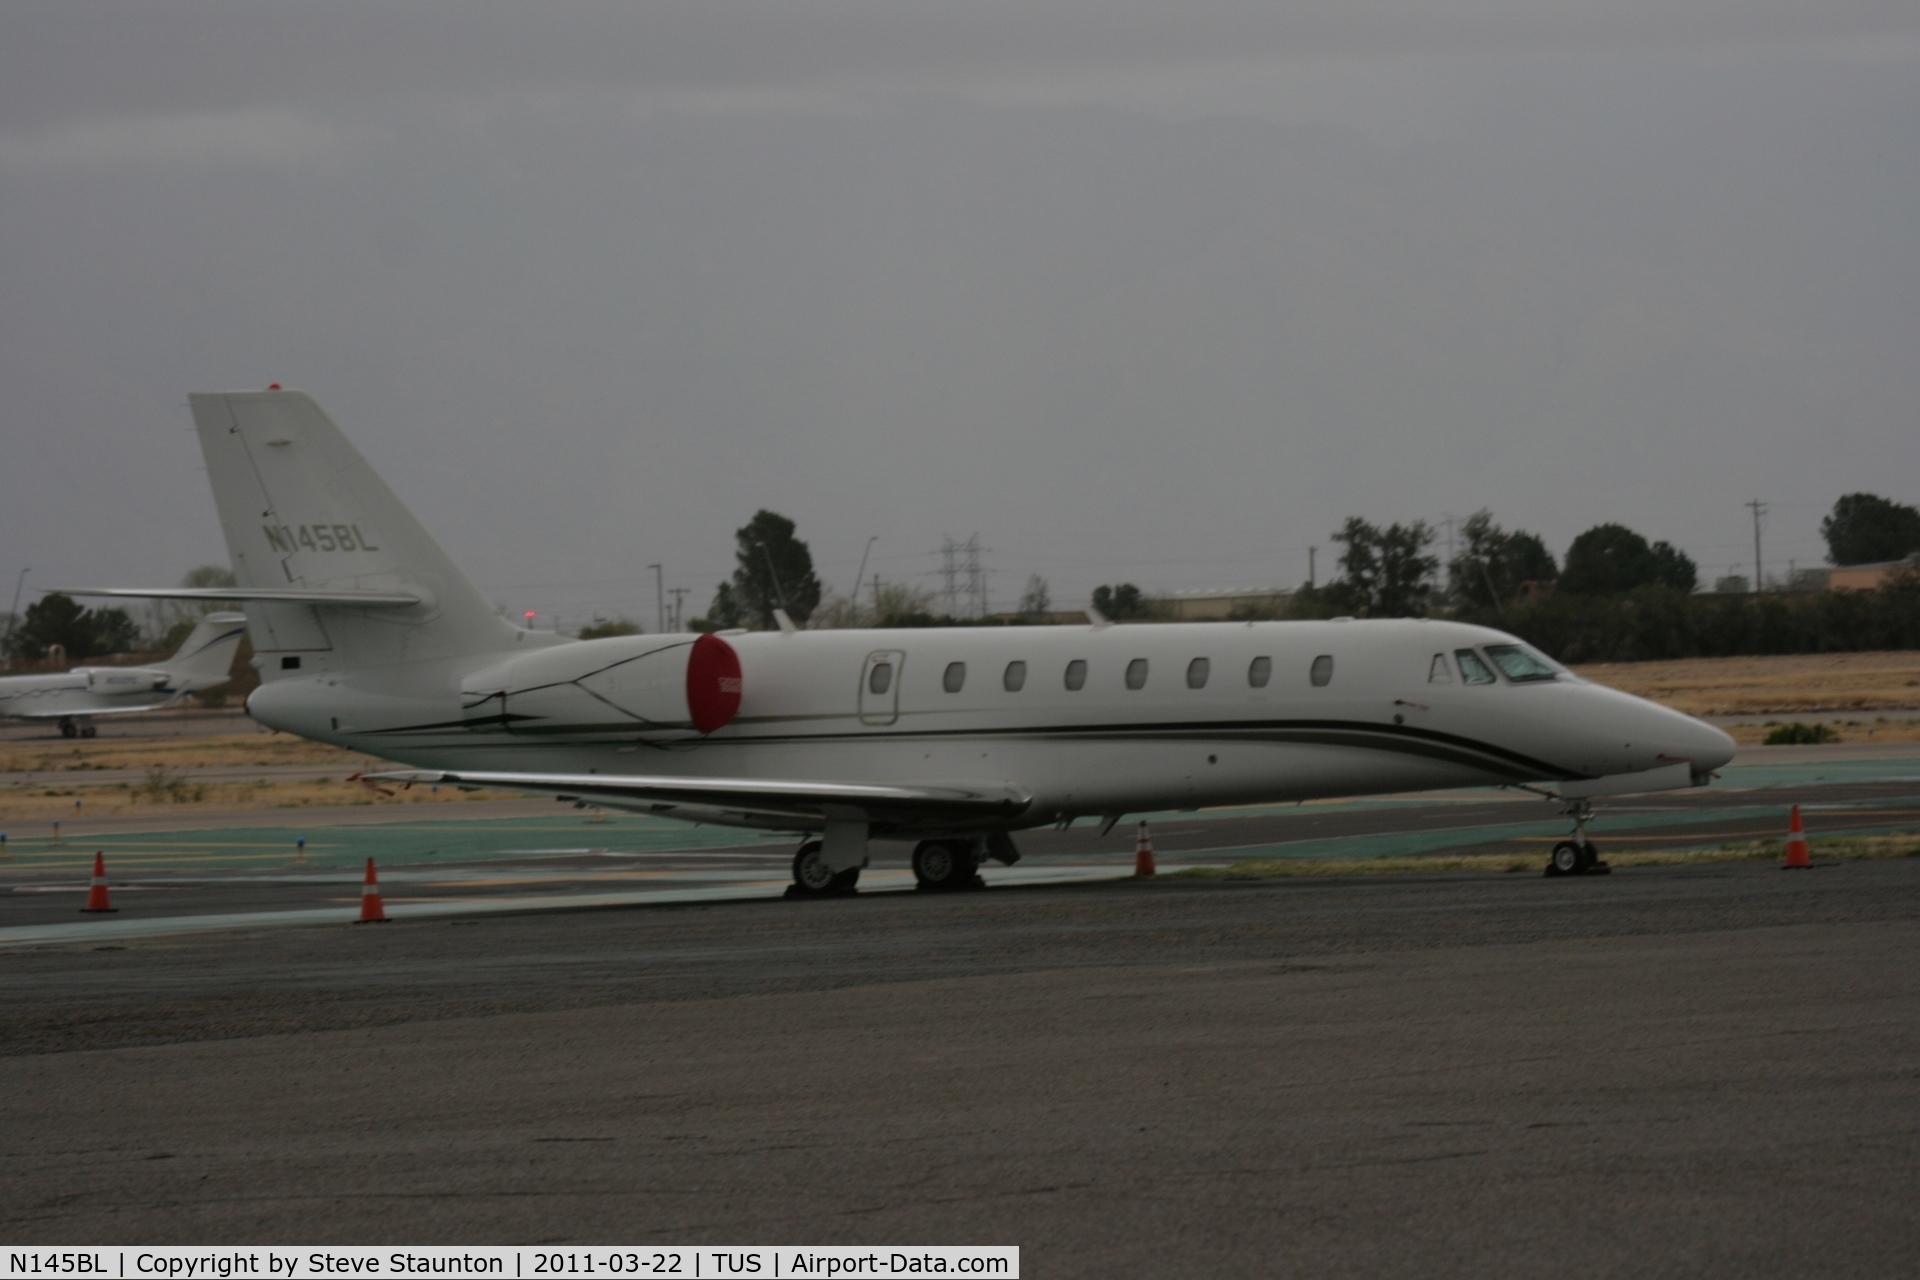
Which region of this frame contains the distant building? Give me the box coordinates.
[1786,566,1831,593]
[1829,552,1920,592]
[1150,587,1296,621]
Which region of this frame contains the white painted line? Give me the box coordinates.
[0,864,1157,948]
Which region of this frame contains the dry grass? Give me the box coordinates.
[0,732,377,776]
[1171,833,1920,879]
[0,774,514,822]
[1572,650,1920,716]
[1721,718,1920,745]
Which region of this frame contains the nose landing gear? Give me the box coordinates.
[58,717,96,739]
[1545,800,1610,876]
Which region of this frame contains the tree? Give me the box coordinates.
[1822,493,1920,566]
[1447,511,1558,610]
[1017,574,1051,618]
[146,565,238,646]
[691,582,745,632]
[3,593,139,662]
[1329,518,1438,617]
[1092,583,1148,620]
[577,618,641,640]
[1560,524,1696,595]
[729,510,822,628]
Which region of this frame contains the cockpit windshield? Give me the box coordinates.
[1483,643,1560,683]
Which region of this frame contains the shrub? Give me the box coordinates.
[1764,722,1839,745]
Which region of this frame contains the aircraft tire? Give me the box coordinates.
[792,841,835,894]
[1548,841,1585,876]
[912,839,976,891]
[790,841,858,895]
[59,721,77,739]
[80,725,97,739]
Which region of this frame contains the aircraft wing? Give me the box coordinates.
[363,768,1032,823]
[10,700,179,719]
[54,587,423,606]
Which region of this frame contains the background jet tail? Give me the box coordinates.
[161,612,249,690]
[188,390,523,675]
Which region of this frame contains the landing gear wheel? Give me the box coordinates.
[1547,841,1584,876]
[59,720,77,739]
[912,839,980,891]
[790,840,859,896]
[80,725,96,739]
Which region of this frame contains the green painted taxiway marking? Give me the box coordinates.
[0,813,788,871]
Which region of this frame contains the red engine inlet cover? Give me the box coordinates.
[685,632,743,734]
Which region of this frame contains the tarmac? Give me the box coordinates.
[0,737,1915,1271]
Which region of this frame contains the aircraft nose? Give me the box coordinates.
[1685,717,1738,774]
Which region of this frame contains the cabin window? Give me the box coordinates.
[868,661,893,695]
[1455,649,1497,685]
[1484,643,1559,683]
[1309,655,1334,687]
[1064,659,1088,691]
[1003,660,1027,692]
[280,656,301,670]
[1186,657,1211,689]
[942,661,966,693]
[1126,658,1149,690]
[1248,656,1271,688]
[1428,653,1453,683]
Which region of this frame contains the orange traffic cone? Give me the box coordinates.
[357,857,389,923]
[1134,820,1156,877]
[81,851,116,913]
[1783,804,1811,869]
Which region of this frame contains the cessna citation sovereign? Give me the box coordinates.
[0,612,246,738]
[68,390,1734,893]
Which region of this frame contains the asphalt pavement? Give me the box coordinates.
[1,860,1915,1275]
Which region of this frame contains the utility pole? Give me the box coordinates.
[2,568,26,668]
[938,537,960,616]
[852,536,877,617]
[1308,547,1316,590]
[648,563,664,633]
[960,533,988,618]
[1745,499,1768,593]
[669,588,688,631]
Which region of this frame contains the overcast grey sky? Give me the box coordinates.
[3,1,1916,627]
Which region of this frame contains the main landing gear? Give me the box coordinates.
[789,839,860,896]
[911,839,985,892]
[58,718,96,739]
[1545,799,1610,877]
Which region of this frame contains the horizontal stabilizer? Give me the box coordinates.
[364,768,1032,823]
[54,586,424,607]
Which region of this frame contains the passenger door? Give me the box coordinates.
[859,650,905,726]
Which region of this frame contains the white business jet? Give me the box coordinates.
[0,612,247,738]
[67,390,1734,891]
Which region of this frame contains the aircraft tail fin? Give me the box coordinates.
[161,612,249,690]
[188,390,521,672]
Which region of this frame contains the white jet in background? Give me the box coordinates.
[68,390,1735,890]
[0,612,247,738]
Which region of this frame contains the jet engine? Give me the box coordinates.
[460,632,741,739]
